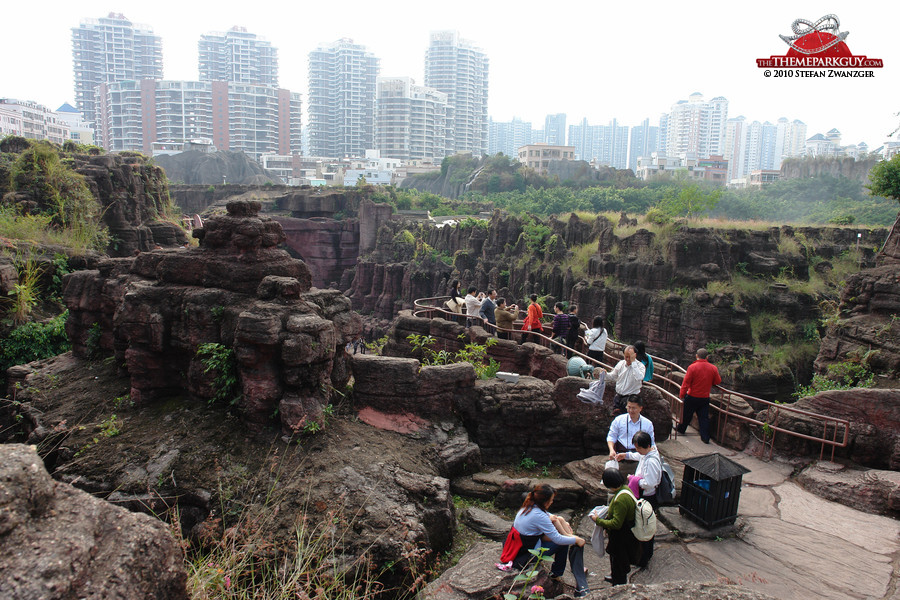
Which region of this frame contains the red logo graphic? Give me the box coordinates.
[757,15,883,68]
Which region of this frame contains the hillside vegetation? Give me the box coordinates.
[399,153,897,226]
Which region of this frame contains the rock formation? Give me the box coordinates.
[352,315,672,465]
[155,150,281,185]
[758,388,900,470]
[63,200,360,433]
[0,444,188,600]
[814,213,900,382]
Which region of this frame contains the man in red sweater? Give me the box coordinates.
[677,348,722,444]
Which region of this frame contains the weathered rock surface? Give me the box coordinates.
[794,460,900,517]
[352,322,672,465]
[72,152,189,256]
[463,507,510,541]
[0,444,188,600]
[0,355,455,573]
[62,200,360,433]
[155,150,280,185]
[758,388,900,469]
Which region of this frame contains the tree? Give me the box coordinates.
[657,183,722,220]
[867,154,900,203]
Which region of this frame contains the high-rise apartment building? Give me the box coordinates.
[375,77,447,163]
[424,31,489,156]
[662,93,728,159]
[95,80,300,160]
[71,13,163,126]
[628,119,659,172]
[544,114,566,146]
[488,118,532,158]
[308,38,379,158]
[568,118,629,168]
[726,116,807,181]
[199,27,278,87]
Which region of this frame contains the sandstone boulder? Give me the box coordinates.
[0,444,188,600]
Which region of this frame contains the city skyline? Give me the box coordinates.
[3,1,897,151]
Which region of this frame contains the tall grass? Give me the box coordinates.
[183,504,407,600]
[7,253,42,325]
[0,206,108,255]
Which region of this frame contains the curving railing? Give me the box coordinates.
[412,296,849,461]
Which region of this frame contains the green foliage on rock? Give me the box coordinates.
[0,311,70,381]
[196,343,240,405]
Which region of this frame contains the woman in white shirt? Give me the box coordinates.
[585,316,608,363]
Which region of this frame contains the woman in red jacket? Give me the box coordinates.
[521,293,544,344]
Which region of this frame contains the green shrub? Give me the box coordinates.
[196,343,240,405]
[0,311,70,380]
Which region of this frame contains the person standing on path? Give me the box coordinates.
[465,287,484,328]
[607,345,645,414]
[521,294,544,344]
[677,348,722,444]
[479,289,498,333]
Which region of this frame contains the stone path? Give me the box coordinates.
[565,432,900,599]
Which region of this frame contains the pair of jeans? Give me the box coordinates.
[679,394,710,442]
[541,542,589,594]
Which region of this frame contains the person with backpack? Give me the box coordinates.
[511,483,590,597]
[615,431,661,568]
[593,469,641,585]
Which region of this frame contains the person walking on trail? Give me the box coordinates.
[565,304,582,353]
[615,430,661,568]
[521,294,544,344]
[633,340,654,382]
[551,302,571,355]
[607,345,645,414]
[677,348,722,444]
[585,316,608,364]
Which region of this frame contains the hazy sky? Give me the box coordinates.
[5,1,898,148]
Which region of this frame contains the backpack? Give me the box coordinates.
[618,488,657,542]
[657,460,676,505]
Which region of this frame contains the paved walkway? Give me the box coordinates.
[570,432,900,599]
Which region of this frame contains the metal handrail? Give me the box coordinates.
[412,296,850,460]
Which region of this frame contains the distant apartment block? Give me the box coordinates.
[488,118,532,158]
[517,143,576,175]
[72,13,163,126]
[425,31,489,156]
[661,93,728,159]
[308,39,379,159]
[568,118,628,169]
[726,116,808,181]
[375,77,447,163]
[0,98,86,145]
[95,79,300,160]
[628,118,659,172]
[544,113,567,146]
[199,27,278,87]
